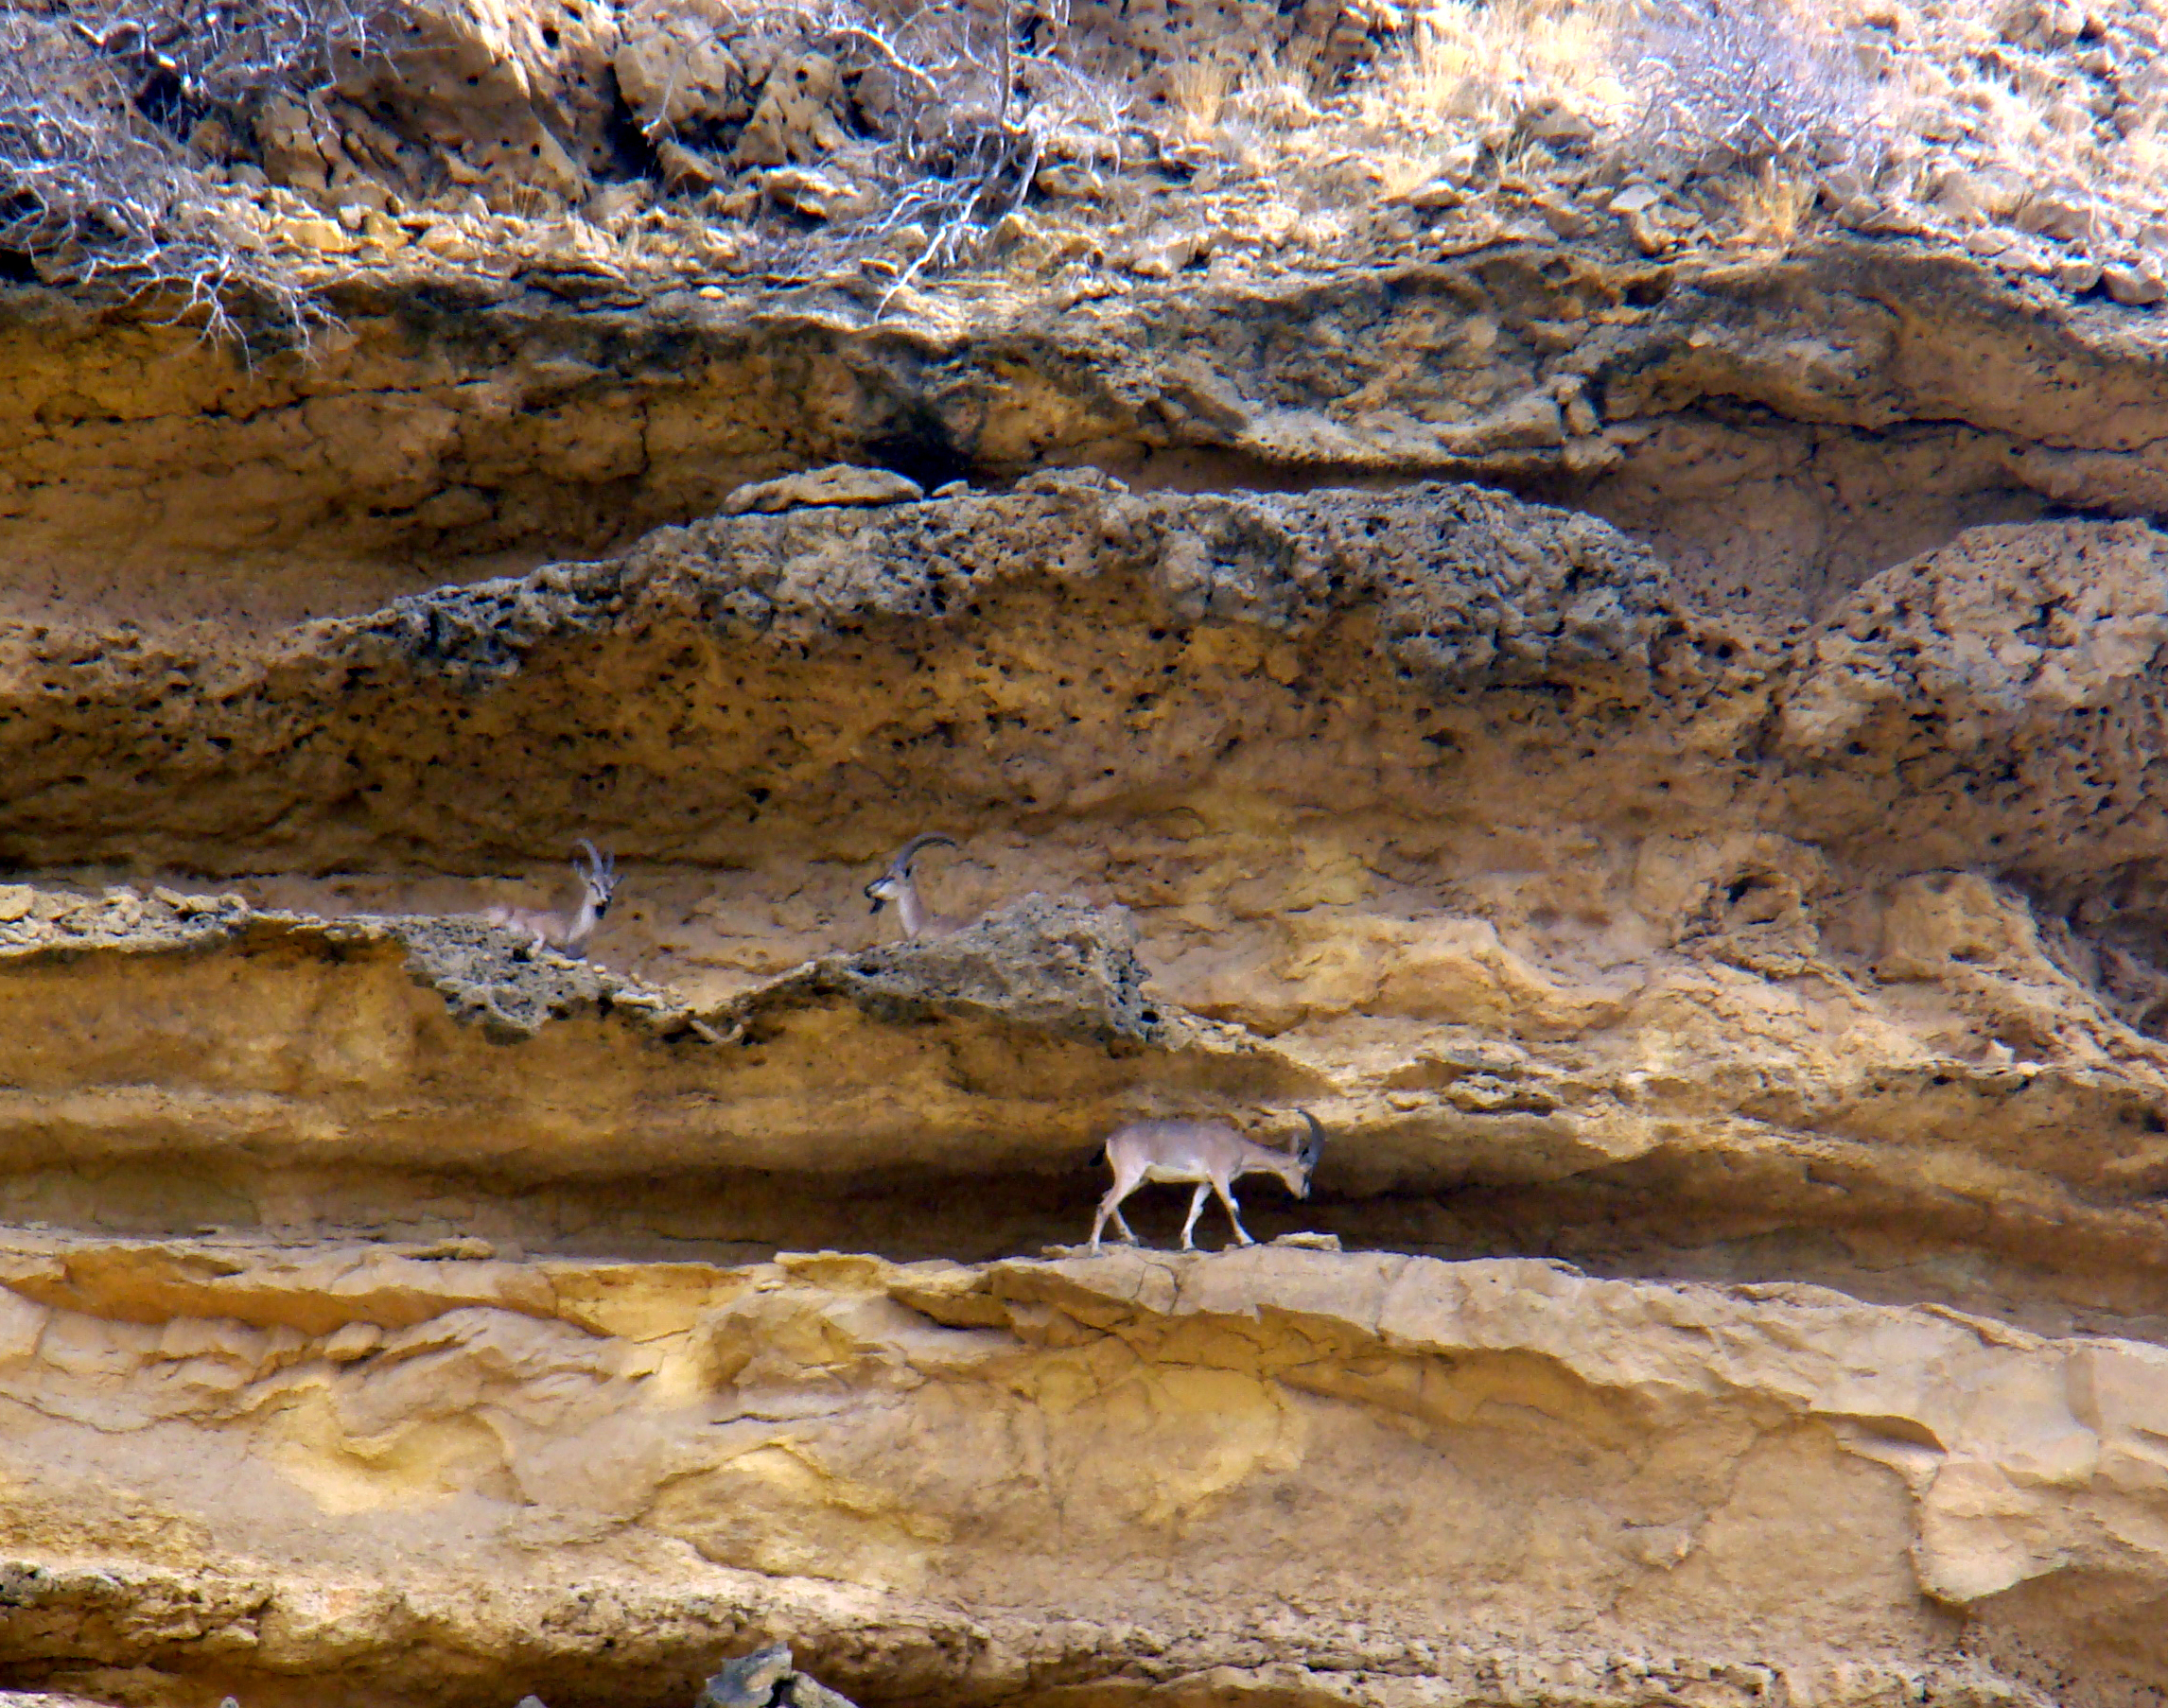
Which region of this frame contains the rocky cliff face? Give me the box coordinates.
[6,230,2168,1708]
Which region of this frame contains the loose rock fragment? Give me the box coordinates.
[720,465,925,514]
[2104,260,2166,305]
[696,1642,861,1708]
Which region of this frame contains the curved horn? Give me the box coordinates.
[574,838,603,874]
[1294,1107,1325,1164]
[891,832,957,872]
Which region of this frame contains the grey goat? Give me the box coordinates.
[1090,1110,1326,1252]
[864,833,966,938]
[482,840,619,955]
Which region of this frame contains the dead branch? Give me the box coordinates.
[0,4,360,345]
[716,0,1134,291]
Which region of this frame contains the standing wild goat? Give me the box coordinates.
[482,840,619,956]
[865,833,967,938]
[1090,1110,1326,1252]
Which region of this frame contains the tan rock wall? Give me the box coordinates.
[2,246,2163,636]
[0,1243,2159,1705]
[7,239,2168,1705]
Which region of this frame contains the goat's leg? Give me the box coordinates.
[1091,1176,1144,1251]
[1212,1177,1255,1246]
[1179,1183,1211,1250]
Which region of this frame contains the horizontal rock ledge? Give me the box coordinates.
[4,876,2168,1335]
[2,239,2164,633]
[0,1238,2150,1705]
[0,891,1301,1178]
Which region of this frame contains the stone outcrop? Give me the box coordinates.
[695,1641,859,1708]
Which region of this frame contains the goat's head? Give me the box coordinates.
[1291,1108,1326,1197]
[573,839,621,915]
[865,833,955,915]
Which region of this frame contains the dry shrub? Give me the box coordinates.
[1366,0,1630,134]
[0,0,378,343]
[1623,0,1883,168]
[723,0,1136,287]
[60,0,376,113]
[0,14,182,262]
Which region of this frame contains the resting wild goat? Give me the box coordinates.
[864,833,970,939]
[481,840,619,956]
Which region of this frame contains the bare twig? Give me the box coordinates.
[61,0,377,113]
[713,0,1134,292]
[0,0,376,345]
[1624,0,1881,172]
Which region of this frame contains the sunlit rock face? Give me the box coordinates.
[6,236,2168,1708]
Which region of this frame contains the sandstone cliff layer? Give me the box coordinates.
[2,1240,2164,1708]
[5,236,2168,1707]
[7,239,2166,637]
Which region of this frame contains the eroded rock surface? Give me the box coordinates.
[6,480,2168,1322]
[695,1641,859,1708]
[0,1241,2153,1706]
[9,234,2168,1708]
[5,242,2167,636]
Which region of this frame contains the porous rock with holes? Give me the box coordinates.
[9,228,2168,1707]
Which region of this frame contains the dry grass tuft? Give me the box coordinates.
[1361,0,1631,134]
[1164,58,1231,142]
[1727,160,1819,249]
